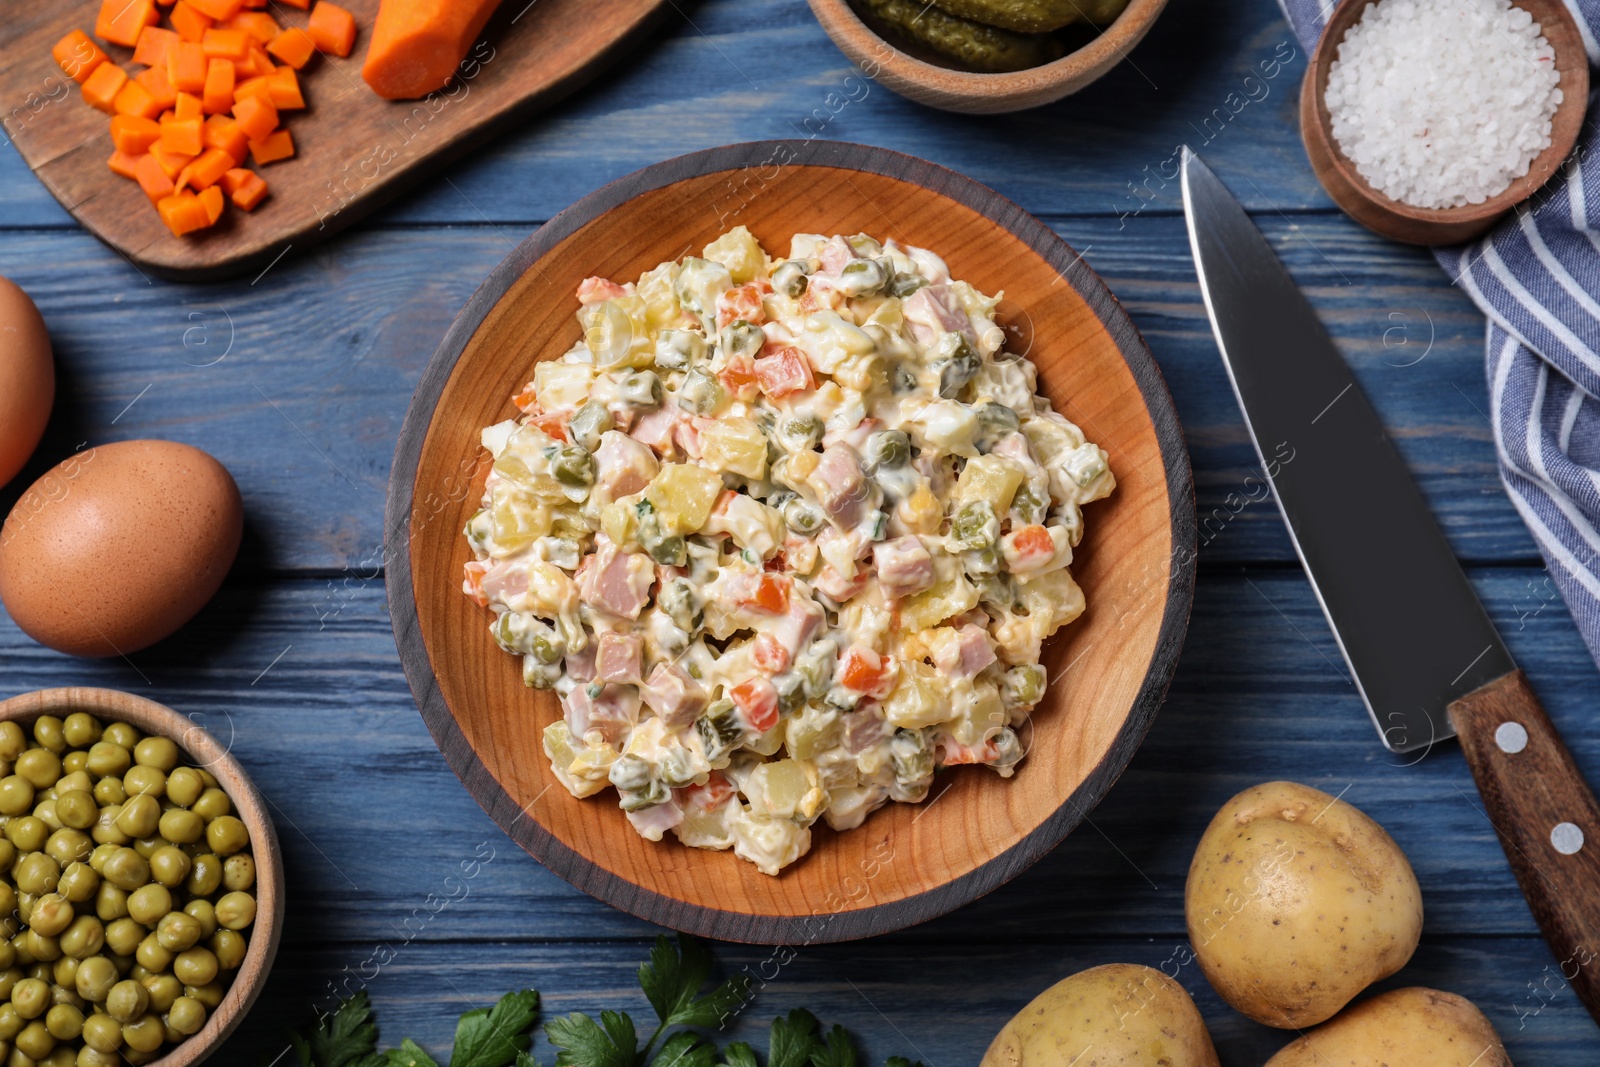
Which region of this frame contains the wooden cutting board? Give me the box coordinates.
[0,0,670,280]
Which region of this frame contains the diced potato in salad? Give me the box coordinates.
[462,228,1113,875]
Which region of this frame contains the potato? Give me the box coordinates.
[1184,781,1422,1028]
[981,963,1219,1067]
[1264,987,1511,1066]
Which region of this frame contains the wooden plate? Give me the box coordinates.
[0,687,284,1067]
[1300,0,1588,246]
[0,0,670,280]
[387,141,1196,944]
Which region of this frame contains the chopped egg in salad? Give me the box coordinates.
[461,227,1114,875]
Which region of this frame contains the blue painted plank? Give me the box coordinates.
[0,218,1532,573]
[0,0,1322,230]
[0,567,1590,947]
[213,937,1600,1066]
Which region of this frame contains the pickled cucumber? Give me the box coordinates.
[926,0,1081,33]
[856,0,1065,72]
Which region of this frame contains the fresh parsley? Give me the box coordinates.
[282,936,921,1067]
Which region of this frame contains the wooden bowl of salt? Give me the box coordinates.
[1301,0,1588,246]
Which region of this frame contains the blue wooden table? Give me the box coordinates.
[4,0,1599,1062]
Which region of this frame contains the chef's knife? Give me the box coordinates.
[1182,147,1600,1024]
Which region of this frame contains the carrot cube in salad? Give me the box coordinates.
[159,116,203,156]
[202,58,235,114]
[202,28,249,60]
[306,1,356,56]
[135,152,176,203]
[248,127,293,165]
[233,76,272,106]
[230,93,276,141]
[134,66,179,113]
[111,115,163,154]
[177,147,233,190]
[112,79,164,121]
[754,345,814,399]
[198,183,225,224]
[837,644,893,697]
[108,150,144,180]
[157,191,212,236]
[174,92,204,121]
[202,114,249,162]
[266,67,304,109]
[224,11,279,43]
[149,140,194,179]
[52,30,108,84]
[266,26,316,69]
[168,1,214,41]
[81,62,129,114]
[730,677,779,733]
[168,41,209,92]
[187,0,243,19]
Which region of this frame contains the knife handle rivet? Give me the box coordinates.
[1552,822,1585,856]
[1495,721,1529,754]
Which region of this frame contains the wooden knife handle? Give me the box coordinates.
[1448,669,1600,1022]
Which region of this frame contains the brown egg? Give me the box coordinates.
[0,440,243,657]
[0,276,54,488]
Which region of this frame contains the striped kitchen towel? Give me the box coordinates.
[1279,0,1600,663]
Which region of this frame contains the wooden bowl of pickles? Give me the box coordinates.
[809,0,1167,113]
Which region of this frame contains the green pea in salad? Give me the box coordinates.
[462,227,1113,875]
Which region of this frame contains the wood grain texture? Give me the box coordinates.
[1300,0,1589,246]
[388,140,1196,943]
[0,0,670,278]
[806,0,1168,114]
[0,687,285,1067]
[1450,669,1600,1026]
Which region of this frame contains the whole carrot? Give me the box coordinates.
[361,0,502,100]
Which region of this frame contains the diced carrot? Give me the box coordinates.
[463,561,489,608]
[751,632,790,674]
[52,30,108,85]
[177,147,233,190]
[233,75,272,105]
[737,573,791,614]
[248,127,293,165]
[174,92,205,120]
[135,152,176,202]
[133,66,179,112]
[149,141,195,179]
[266,66,304,109]
[201,28,247,60]
[838,644,892,696]
[220,168,267,210]
[202,58,234,114]
[169,0,213,41]
[188,0,242,18]
[223,11,278,43]
[108,150,144,180]
[244,42,274,75]
[81,63,129,114]
[266,26,315,69]
[529,411,568,442]
[239,0,266,7]
[202,114,249,162]
[111,114,162,154]
[230,94,276,141]
[168,41,208,92]
[729,677,779,733]
[157,191,212,236]
[276,0,309,8]
[112,79,163,120]
[133,25,179,67]
[363,0,500,99]
[97,0,158,47]
[158,115,203,156]
[198,184,224,224]
[306,2,356,57]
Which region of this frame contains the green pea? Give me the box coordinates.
[100,850,146,893]
[14,751,59,791]
[164,995,205,1036]
[113,796,159,840]
[133,935,170,974]
[101,922,142,961]
[121,1013,164,1053]
[101,725,138,750]
[90,778,124,808]
[182,901,216,940]
[60,715,101,751]
[0,971,19,1002]
[620,371,663,408]
[56,864,97,907]
[213,892,255,931]
[92,885,125,924]
[5,819,46,854]
[148,847,190,890]
[782,498,825,536]
[184,855,221,897]
[720,320,765,360]
[45,830,91,869]
[31,719,65,756]
[163,769,203,810]
[90,808,128,848]
[171,948,216,987]
[22,931,58,964]
[204,817,248,857]
[155,913,200,953]
[80,1011,122,1051]
[209,930,245,971]
[1003,663,1047,707]
[676,368,723,415]
[182,981,223,1010]
[0,1003,16,1042]
[26,898,70,939]
[104,980,147,1025]
[14,856,58,897]
[0,726,25,763]
[79,1047,123,1067]
[72,958,115,1004]
[130,738,177,773]
[140,974,180,1014]
[14,1017,54,1058]
[783,415,824,449]
[42,1005,79,1043]
[772,260,810,298]
[11,978,50,1019]
[52,792,95,834]
[57,917,103,962]
[61,751,88,776]
[125,886,170,928]
[837,258,887,296]
[121,767,165,800]
[0,779,35,818]
[865,429,911,470]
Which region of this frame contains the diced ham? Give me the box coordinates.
[565,640,597,683]
[717,353,759,402]
[903,284,974,347]
[990,431,1035,465]
[716,283,767,328]
[595,632,643,685]
[807,443,871,529]
[577,276,627,305]
[563,683,638,744]
[771,595,824,656]
[814,565,869,603]
[873,536,935,600]
[639,660,709,726]
[673,416,705,460]
[817,235,855,274]
[630,407,682,455]
[479,562,528,606]
[754,346,814,399]
[941,737,1000,766]
[625,799,684,841]
[577,543,655,619]
[751,633,790,673]
[594,430,659,502]
[841,705,887,755]
[933,624,996,678]
[681,771,735,810]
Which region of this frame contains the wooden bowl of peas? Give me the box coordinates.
[0,688,283,1067]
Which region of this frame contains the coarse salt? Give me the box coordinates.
[1324,0,1563,209]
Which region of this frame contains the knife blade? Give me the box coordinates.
[1183,146,1600,1027]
